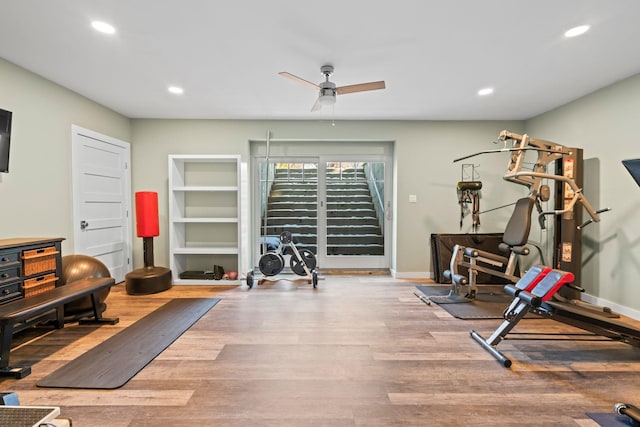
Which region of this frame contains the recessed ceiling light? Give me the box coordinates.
[564,25,590,38]
[477,87,494,96]
[91,21,116,34]
[168,86,184,95]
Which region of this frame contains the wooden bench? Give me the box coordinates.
[0,277,119,378]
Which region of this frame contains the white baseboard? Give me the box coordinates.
[581,293,640,321]
[392,270,433,279]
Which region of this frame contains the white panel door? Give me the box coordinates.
[71,125,132,283]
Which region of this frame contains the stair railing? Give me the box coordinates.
[364,163,385,233]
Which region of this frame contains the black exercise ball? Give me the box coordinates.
[60,254,112,315]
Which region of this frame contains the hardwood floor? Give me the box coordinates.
[3,275,640,426]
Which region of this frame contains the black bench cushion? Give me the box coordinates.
[0,277,115,324]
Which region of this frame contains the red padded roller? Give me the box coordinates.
[135,191,159,237]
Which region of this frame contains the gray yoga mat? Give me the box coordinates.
[415,285,519,319]
[37,298,220,389]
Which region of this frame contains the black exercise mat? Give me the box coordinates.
[415,285,524,319]
[37,298,220,389]
[587,412,637,427]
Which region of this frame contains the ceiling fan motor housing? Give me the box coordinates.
[318,81,336,104]
[319,81,336,94]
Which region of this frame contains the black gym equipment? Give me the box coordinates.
[247,231,319,288]
[467,156,640,367]
[445,130,610,305]
[457,164,483,231]
[470,264,640,367]
[440,195,536,303]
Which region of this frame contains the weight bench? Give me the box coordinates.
[0,277,119,378]
[441,196,536,303]
[470,265,574,367]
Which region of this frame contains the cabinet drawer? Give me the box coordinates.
[22,246,58,276]
[23,273,57,298]
[0,266,21,286]
[0,251,20,269]
[0,281,22,304]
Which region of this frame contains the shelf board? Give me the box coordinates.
[169,154,240,162]
[172,186,238,192]
[173,247,239,255]
[172,218,238,223]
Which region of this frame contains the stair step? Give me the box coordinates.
[328,218,379,226]
[271,182,318,191]
[264,225,381,235]
[327,245,384,255]
[266,209,377,218]
[268,202,317,210]
[271,180,368,187]
[270,187,370,194]
[328,196,373,203]
[261,233,382,244]
[269,195,372,204]
[328,209,376,217]
[266,217,317,226]
[266,209,318,217]
[327,185,370,194]
[328,234,383,244]
[267,198,317,204]
[266,217,380,226]
[268,201,375,209]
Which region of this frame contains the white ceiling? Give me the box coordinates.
[2,1,640,121]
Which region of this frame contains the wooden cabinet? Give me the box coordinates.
[0,238,64,304]
[168,155,242,284]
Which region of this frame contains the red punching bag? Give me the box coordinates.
[126,191,172,295]
[135,191,159,238]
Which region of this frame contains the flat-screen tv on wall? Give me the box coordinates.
[0,108,12,173]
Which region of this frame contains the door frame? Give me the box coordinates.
[249,139,394,271]
[71,125,133,282]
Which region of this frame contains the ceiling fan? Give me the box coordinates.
[279,65,386,112]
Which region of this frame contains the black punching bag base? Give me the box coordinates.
[125,266,172,295]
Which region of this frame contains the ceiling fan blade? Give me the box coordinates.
[336,81,386,95]
[279,72,320,91]
[311,97,322,112]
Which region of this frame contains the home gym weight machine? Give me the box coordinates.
[471,159,640,366]
[442,130,609,304]
[454,139,640,366]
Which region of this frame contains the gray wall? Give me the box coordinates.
[525,72,640,313]
[0,58,131,255]
[131,119,525,275]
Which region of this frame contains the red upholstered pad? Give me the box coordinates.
[515,264,553,292]
[530,269,575,301]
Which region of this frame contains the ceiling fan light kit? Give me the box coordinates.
[279,64,385,111]
[318,93,336,105]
